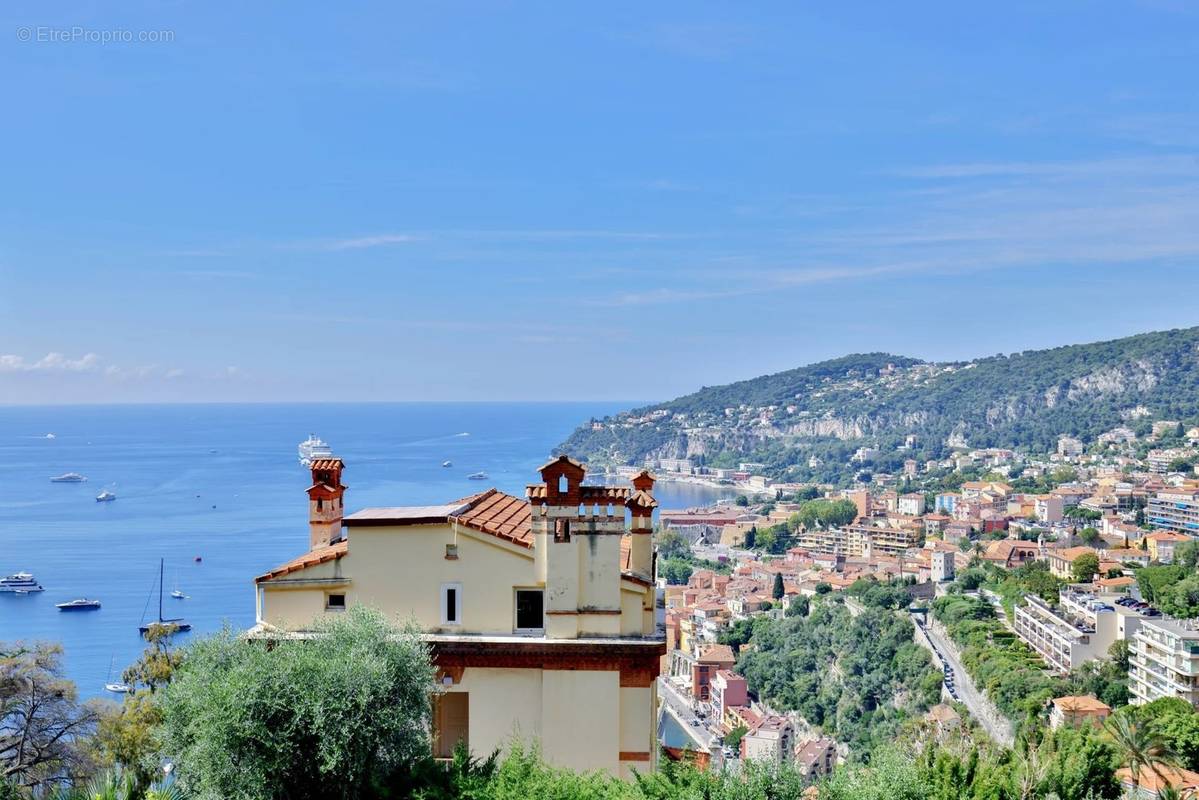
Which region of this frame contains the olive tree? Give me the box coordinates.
[158,607,436,800]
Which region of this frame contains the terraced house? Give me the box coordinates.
[251,456,666,778]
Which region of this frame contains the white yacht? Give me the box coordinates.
[298,434,334,467]
[1,572,44,593]
[96,490,117,502]
[50,472,87,483]
[468,471,488,480]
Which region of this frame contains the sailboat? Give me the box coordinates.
[170,573,187,600]
[104,656,131,694]
[139,558,191,635]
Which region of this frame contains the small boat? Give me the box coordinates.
[139,558,191,635]
[96,490,116,502]
[44,433,56,439]
[442,460,453,468]
[468,471,488,480]
[57,598,101,611]
[50,472,87,483]
[194,556,202,563]
[105,656,131,694]
[1,572,44,593]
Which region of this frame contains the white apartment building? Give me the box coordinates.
[1013,588,1151,675]
[1013,595,1098,674]
[1130,617,1199,707]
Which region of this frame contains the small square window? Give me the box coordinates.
[326,593,346,611]
[515,589,544,632]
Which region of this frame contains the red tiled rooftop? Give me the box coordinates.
[256,539,347,583]
[451,488,533,548]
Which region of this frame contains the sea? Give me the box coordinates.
[0,403,732,698]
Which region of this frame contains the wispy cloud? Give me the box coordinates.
[0,352,100,372]
[320,233,420,251]
[598,154,1199,306]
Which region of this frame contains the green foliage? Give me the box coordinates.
[821,748,928,800]
[1137,698,1199,771]
[737,601,938,755]
[931,595,1065,718]
[798,499,859,530]
[1072,552,1100,583]
[847,579,910,610]
[723,725,748,749]
[772,572,785,600]
[157,607,435,800]
[655,530,690,561]
[787,595,810,618]
[1137,565,1188,604]
[660,559,693,586]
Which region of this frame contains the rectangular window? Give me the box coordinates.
[515,589,544,632]
[441,583,462,625]
[326,593,346,611]
[433,692,469,759]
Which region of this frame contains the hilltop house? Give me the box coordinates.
[252,456,666,778]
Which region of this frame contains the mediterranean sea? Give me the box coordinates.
[0,403,733,697]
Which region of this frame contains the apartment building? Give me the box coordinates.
[1147,489,1199,535]
[1013,595,1098,674]
[741,715,796,765]
[252,456,665,777]
[1130,617,1199,707]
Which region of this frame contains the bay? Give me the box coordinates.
[0,403,733,696]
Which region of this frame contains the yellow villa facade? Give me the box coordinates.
[252,456,666,778]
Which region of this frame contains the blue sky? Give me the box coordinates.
[2,2,1198,403]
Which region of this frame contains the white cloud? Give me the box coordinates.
[0,352,100,372]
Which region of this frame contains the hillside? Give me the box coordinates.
[557,326,1199,482]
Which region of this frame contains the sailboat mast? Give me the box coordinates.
[158,558,164,622]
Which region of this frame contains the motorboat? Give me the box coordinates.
[56,598,101,611]
[1,572,44,593]
[50,472,87,483]
[96,490,117,502]
[467,471,488,480]
[442,460,453,467]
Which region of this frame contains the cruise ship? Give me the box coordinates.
[1,572,44,593]
[298,434,334,467]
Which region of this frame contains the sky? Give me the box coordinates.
[2,1,1198,404]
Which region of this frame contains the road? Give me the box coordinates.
[658,677,717,751]
[913,615,1015,748]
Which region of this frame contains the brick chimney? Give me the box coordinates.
[307,458,346,550]
[626,470,658,578]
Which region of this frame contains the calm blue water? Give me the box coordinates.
[0,403,730,697]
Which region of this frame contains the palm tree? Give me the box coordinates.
[1106,710,1181,797]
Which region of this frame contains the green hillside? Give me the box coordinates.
[557,327,1199,482]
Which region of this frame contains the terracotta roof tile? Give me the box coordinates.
[256,540,347,583]
[450,488,533,548]
[308,458,343,470]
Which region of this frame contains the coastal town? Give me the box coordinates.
[641,419,1199,793]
